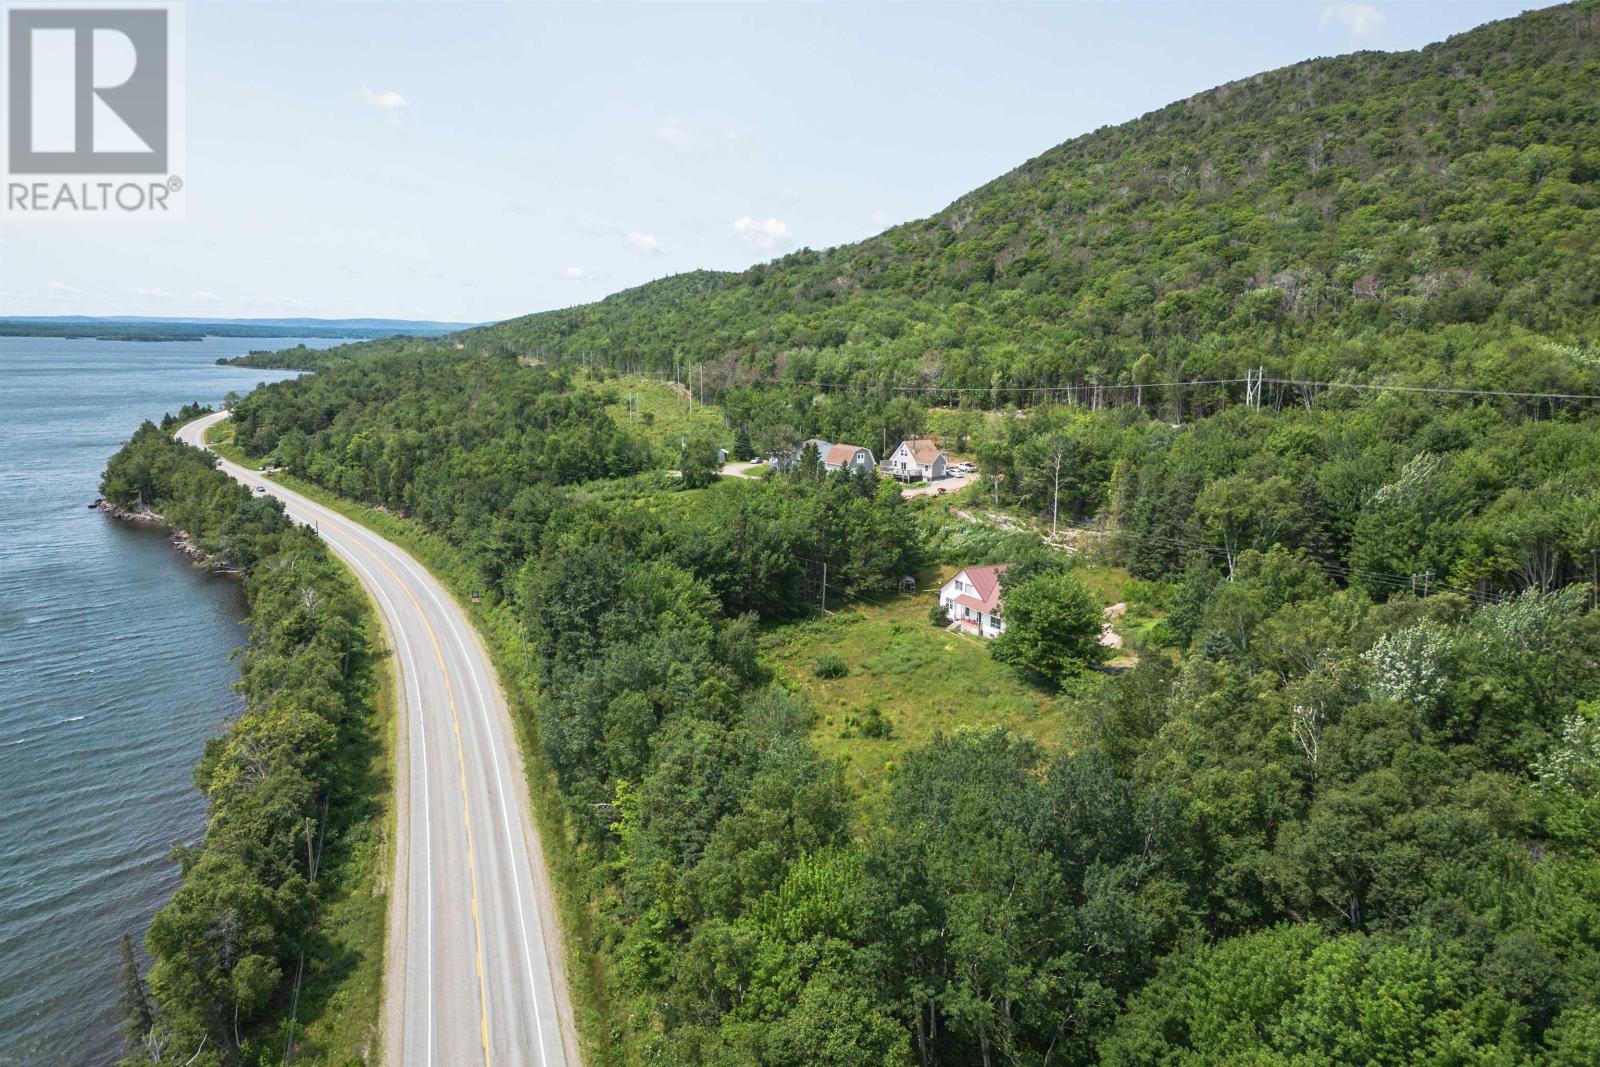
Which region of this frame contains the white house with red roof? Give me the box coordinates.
[883,437,948,481]
[939,563,1009,638]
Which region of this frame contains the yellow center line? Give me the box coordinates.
[202,429,492,1065]
[362,543,494,1067]
[193,424,485,1062]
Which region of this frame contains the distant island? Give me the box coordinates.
[0,315,474,344]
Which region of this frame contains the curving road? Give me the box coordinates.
[178,412,577,1067]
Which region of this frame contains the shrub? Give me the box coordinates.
[860,706,893,739]
[814,651,848,679]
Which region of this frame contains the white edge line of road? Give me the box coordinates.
[191,412,577,1066]
[339,483,572,1065]
[187,413,433,1067]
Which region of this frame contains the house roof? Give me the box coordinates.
[902,437,945,464]
[956,563,1009,612]
[953,593,989,613]
[825,443,867,466]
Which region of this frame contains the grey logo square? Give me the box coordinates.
[7,7,168,174]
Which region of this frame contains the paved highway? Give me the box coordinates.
[178,412,577,1067]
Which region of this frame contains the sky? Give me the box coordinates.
[0,0,1563,324]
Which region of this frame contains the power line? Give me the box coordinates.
[560,357,1600,406]
[1039,514,1506,606]
[1266,377,1600,403]
[577,364,1249,396]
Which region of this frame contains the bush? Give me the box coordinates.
[990,570,1109,688]
[860,706,893,739]
[814,651,848,679]
[929,601,951,627]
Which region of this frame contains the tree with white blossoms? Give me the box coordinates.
[1473,584,1589,653]
[1285,660,1360,782]
[1535,706,1600,794]
[1532,701,1600,849]
[1362,619,1452,715]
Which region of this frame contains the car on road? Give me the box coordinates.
[254,485,267,493]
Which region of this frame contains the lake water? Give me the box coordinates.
[0,336,327,1066]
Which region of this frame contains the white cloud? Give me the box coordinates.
[626,230,663,255]
[656,117,694,152]
[47,280,81,295]
[1320,3,1385,39]
[133,286,173,299]
[190,290,219,303]
[571,215,665,255]
[654,116,743,156]
[562,265,606,282]
[360,87,409,125]
[733,216,792,251]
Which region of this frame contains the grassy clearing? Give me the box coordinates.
[761,554,1166,818]
[914,492,1168,668]
[583,373,730,463]
[761,577,1058,820]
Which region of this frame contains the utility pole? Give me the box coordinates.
[820,561,827,615]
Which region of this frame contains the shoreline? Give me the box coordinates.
[95,498,245,576]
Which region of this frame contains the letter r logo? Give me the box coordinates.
[7,7,168,174]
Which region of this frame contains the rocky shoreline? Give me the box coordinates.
[95,498,244,576]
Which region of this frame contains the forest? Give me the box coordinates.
[231,1,1600,406]
[216,338,1600,1064]
[178,3,1600,1062]
[103,425,387,1066]
[454,1,1600,406]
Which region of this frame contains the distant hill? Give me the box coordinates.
[0,316,473,343]
[465,0,1600,397]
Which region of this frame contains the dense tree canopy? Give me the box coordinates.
[186,4,1600,1062]
[103,426,383,1065]
[453,2,1600,409]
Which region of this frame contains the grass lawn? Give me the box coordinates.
[581,373,730,464]
[761,578,1062,820]
[761,554,1166,818]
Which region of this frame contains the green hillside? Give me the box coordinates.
[197,8,1600,1065]
[471,1,1600,398]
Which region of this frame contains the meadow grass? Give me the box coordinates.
[761,577,1059,821]
[582,373,730,463]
